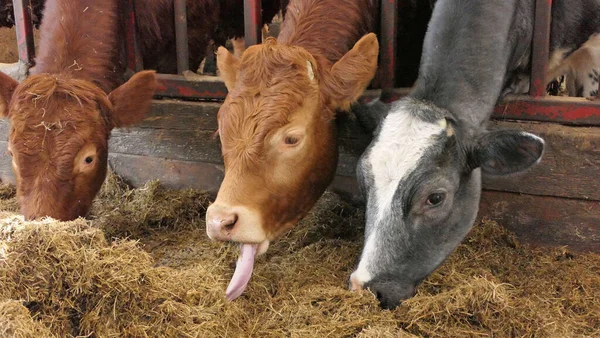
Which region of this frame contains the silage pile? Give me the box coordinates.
[0,173,599,337]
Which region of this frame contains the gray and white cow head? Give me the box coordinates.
[350,98,545,309]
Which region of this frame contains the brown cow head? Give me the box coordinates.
[0,70,157,221]
[206,33,379,252]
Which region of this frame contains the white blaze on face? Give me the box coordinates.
[351,106,445,288]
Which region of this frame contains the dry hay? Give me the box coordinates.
[0,172,599,337]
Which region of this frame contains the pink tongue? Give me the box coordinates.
[225,243,258,301]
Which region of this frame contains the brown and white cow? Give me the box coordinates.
[205,0,380,300]
[0,0,158,221]
[545,33,600,98]
[503,31,600,99]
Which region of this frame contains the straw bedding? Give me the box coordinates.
[0,172,598,337]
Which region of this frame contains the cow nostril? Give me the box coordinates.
[222,214,238,231]
[367,280,414,310]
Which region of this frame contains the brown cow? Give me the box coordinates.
[0,0,157,221]
[206,0,379,300]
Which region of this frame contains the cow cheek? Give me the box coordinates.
[73,155,107,217]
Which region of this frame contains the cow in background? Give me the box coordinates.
[544,33,600,98]
[0,0,158,221]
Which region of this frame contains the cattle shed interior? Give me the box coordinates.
[1,0,600,337]
[2,0,597,251]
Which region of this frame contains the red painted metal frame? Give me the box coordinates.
[494,95,600,126]
[529,0,552,97]
[9,0,600,125]
[362,88,600,126]
[123,0,144,74]
[13,0,35,66]
[174,0,190,73]
[155,74,228,100]
[244,0,263,47]
[379,0,398,102]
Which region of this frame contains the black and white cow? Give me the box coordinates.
[350,0,600,309]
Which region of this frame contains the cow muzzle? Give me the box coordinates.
[350,271,417,310]
[205,203,266,243]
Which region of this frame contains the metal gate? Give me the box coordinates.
[9,0,600,124]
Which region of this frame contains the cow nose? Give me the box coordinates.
[365,280,417,310]
[206,204,238,241]
[349,271,365,291]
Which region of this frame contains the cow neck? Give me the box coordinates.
[410,0,521,134]
[31,0,121,93]
[276,0,375,65]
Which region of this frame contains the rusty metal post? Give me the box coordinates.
[281,0,289,14]
[529,0,552,97]
[174,0,189,73]
[380,0,398,102]
[123,0,144,74]
[597,70,600,98]
[13,0,35,66]
[244,0,262,47]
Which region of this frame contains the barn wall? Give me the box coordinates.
[1,98,599,252]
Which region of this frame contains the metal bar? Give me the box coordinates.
[379,0,398,102]
[154,74,228,100]
[244,0,262,47]
[361,88,600,126]
[13,0,35,65]
[123,0,144,74]
[529,0,552,97]
[494,95,600,126]
[281,0,289,14]
[174,0,189,73]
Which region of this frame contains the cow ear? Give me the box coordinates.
[469,130,545,175]
[350,98,389,134]
[107,70,157,129]
[217,46,241,91]
[0,71,19,117]
[325,33,379,111]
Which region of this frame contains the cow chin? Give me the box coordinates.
[20,196,89,222]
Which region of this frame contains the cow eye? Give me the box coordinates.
[84,156,94,164]
[7,150,13,157]
[284,135,299,145]
[426,192,445,206]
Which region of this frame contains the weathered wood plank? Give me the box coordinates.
[143,99,368,139]
[483,121,600,201]
[138,100,221,131]
[317,175,600,253]
[4,101,600,202]
[479,190,600,253]
[0,141,14,185]
[0,119,8,137]
[109,129,223,164]
[108,153,224,195]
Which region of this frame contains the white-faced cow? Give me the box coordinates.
[348,0,600,309]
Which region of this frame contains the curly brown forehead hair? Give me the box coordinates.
[217,39,327,170]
